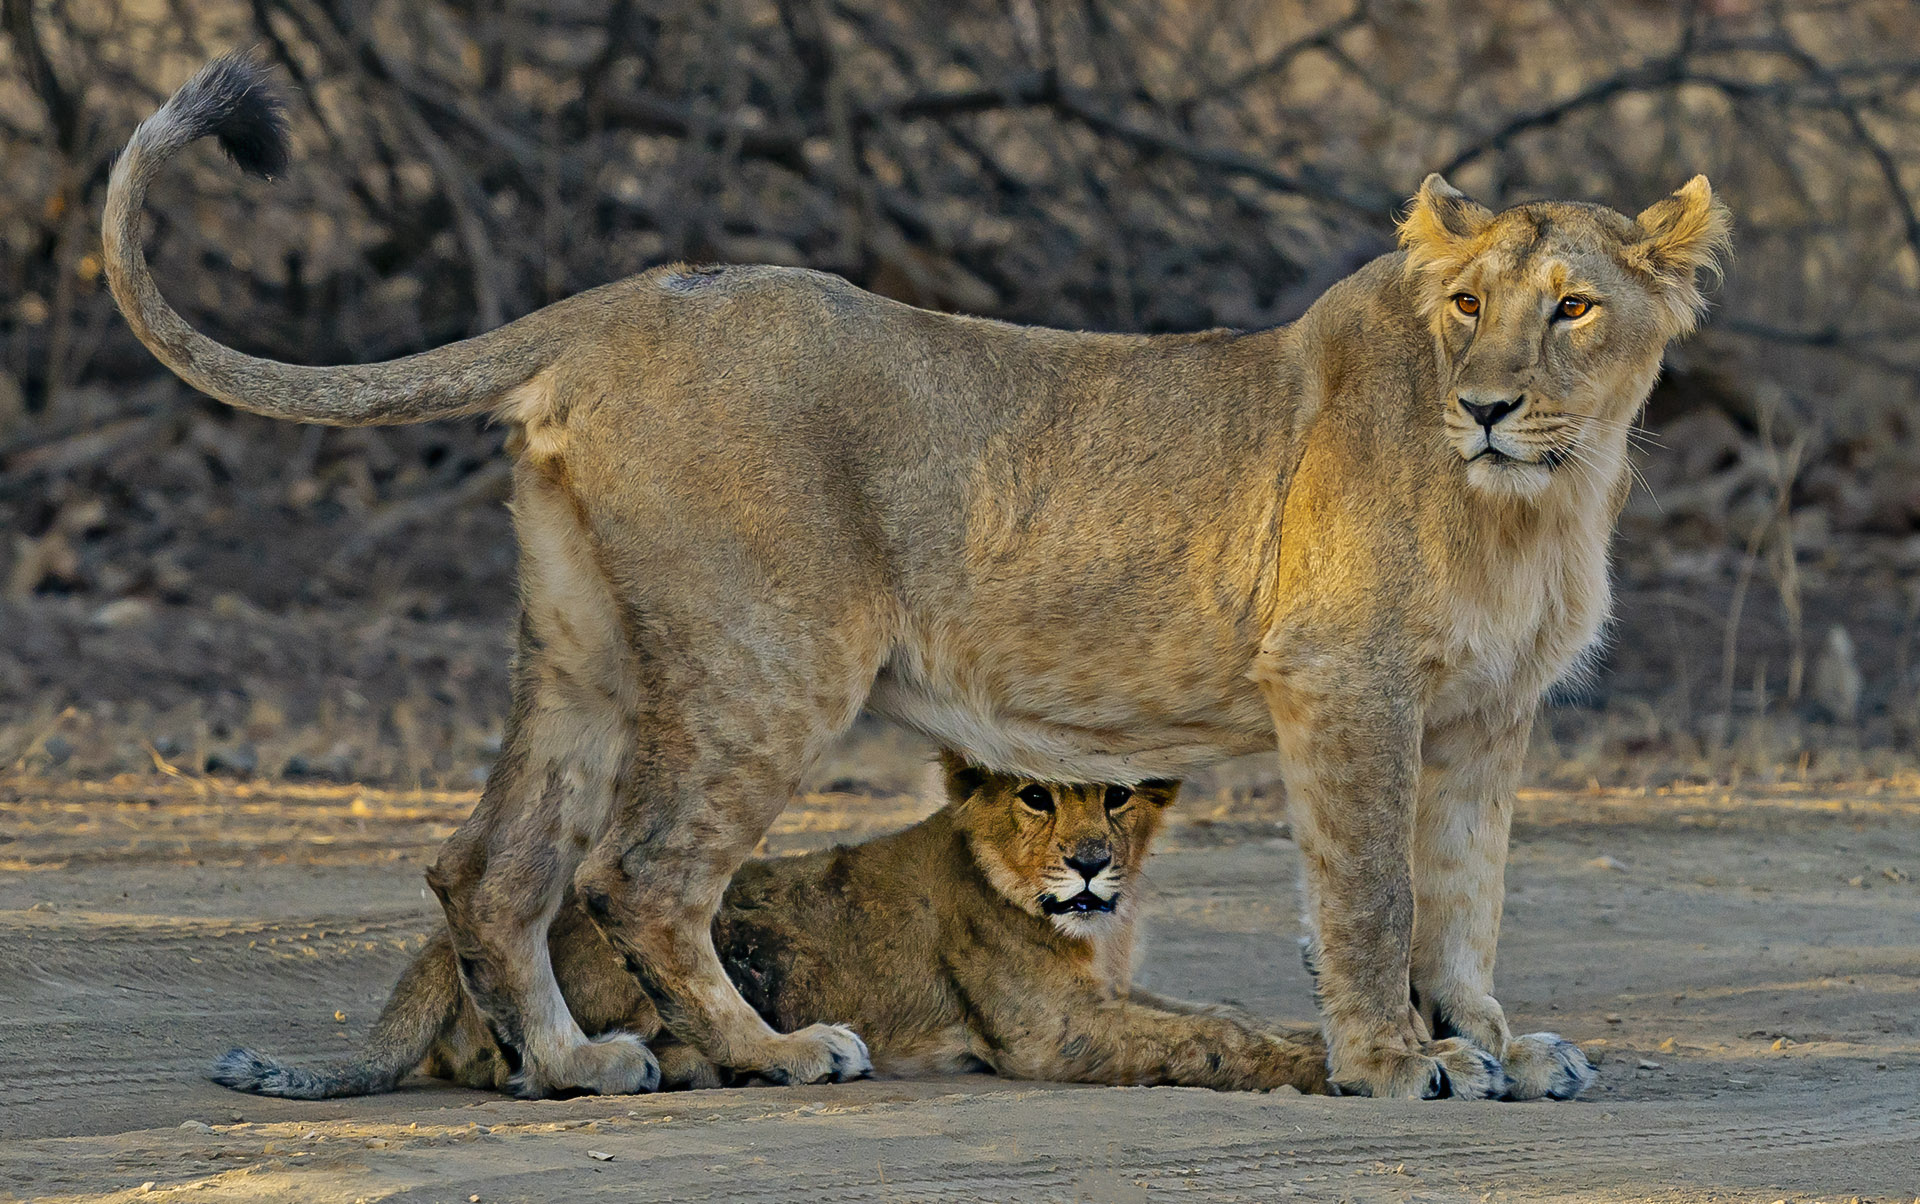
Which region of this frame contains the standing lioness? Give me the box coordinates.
[213,761,1327,1098]
[106,55,1727,1100]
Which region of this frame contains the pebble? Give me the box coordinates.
[588,1150,615,1162]
[178,1120,214,1133]
[42,735,74,765]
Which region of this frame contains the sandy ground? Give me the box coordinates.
[3,775,1917,1203]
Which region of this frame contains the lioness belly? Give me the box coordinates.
[866,666,1270,783]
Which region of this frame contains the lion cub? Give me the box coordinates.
[215,757,1326,1096]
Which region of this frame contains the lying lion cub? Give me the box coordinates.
[214,758,1327,1097]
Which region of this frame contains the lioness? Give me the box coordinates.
[108,55,1727,1100]
[213,760,1328,1097]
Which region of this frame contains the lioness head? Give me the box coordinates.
[941,754,1180,937]
[1398,173,1732,500]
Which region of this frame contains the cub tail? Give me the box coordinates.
[211,932,462,1099]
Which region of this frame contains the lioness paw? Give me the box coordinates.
[1499,1032,1596,1101]
[1331,1038,1506,1100]
[752,1023,872,1086]
[513,1030,661,1098]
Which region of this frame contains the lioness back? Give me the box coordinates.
[215,758,1326,1095]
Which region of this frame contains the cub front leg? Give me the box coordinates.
[1258,652,1505,1100]
[965,988,1328,1093]
[1413,714,1595,1101]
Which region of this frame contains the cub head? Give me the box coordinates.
[1398,173,1733,500]
[940,753,1180,938]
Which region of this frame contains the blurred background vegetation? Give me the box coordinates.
[3,0,1919,790]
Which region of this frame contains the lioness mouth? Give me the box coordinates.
[1041,891,1115,915]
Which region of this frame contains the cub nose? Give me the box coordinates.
[1064,852,1111,881]
[1458,395,1522,429]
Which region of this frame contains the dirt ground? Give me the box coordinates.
[3,773,1917,1203]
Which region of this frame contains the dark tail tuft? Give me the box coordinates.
[163,52,289,179]
[210,1046,382,1100]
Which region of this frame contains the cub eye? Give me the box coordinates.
[1017,785,1055,813]
[1103,786,1133,811]
[1452,293,1480,317]
[1556,296,1592,320]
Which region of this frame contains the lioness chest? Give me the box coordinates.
[1424,512,1611,724]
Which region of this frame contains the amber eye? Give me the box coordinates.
[1556,296,1592,320]
[1453,293,1480,317]
[1017,785,1055,813]
[1103,785,1133,812]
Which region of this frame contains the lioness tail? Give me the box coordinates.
[211,932,462,1099]
[103,52,582,426]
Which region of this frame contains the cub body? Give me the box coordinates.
[214,761,1326,1097]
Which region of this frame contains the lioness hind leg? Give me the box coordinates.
[423,464,663,1099]
[576,757,872,1087]
[571,616,884,1087]
[1410,716,1594,1102]
[426,676,660,1098]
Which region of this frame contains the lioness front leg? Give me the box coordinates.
[1413,714,1595,1101]
[1259,654,1505,1100]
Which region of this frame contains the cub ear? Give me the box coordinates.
[1628,175,1733,330]
[939,751,988,802]
[1398,173,1495,277]
[1135,779,1182,807]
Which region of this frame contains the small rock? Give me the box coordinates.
[178,1120,214,1133]
[41,734,75,766]
[27,901,56,913]
[334,1010,348,1023]
[1883,866,1910,883]
[587,1150,614,1162]
[205,743,259,777]
[1586,854,1628,872]
[1847,875,1867,889]
[1657,1036,1676,1053]
[1810,624,1862,725]
[1770,1037,1794,1051]
[90,597,156,629]
[135,1183,155,1195]
[1604,1013,1622,1024]
[1637,1059,1662,1070]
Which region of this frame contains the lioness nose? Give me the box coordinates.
[1459,395,1522,429]
[1064,852,1111,880]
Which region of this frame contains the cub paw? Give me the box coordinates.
[514,1030,661,1098]
[1499,1032,1596,1101]
[1331,1038,1507,1100]
[752,1023,872,1086]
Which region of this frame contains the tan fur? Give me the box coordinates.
[218,763,1327,1097]
[107,59,1728,1100]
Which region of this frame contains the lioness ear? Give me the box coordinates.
[1628,175,1733,330]
[1398,173,1495,278]
[939,752,987,802]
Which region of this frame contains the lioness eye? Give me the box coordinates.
[1556,296,1591,320]
[1452,293,1480,317]
[1017,785,1055,813]
[1104,786,1133,811]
